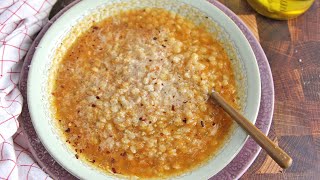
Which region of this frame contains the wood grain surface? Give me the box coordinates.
[50,0,320,179]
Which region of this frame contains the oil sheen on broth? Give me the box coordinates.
[51,8,239,178]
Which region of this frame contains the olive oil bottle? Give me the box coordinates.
[247,0,315,20]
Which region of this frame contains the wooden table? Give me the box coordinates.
[217,1,320,179]
[51,1,320,179]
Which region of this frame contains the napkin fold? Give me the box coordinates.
[0,0,57,179]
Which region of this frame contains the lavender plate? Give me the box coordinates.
[19,0,274,179]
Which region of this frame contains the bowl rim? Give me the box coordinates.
[27,0,261,179]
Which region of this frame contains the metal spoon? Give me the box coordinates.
[211,91,293,169]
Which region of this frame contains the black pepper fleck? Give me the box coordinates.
[65,128,70,133]
[183,118,187,123]
[200,121,204,127]
[139,117,146,121]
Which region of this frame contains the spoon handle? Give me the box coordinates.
[211,91,292,169]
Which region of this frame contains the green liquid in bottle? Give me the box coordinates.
[247,0,315,20]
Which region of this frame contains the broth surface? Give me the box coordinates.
[51,8,239,178]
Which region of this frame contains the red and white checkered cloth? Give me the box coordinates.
[0,0,56,179]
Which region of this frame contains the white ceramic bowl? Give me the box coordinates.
[27,0,261,179]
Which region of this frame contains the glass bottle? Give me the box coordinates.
[247,0,315,20]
